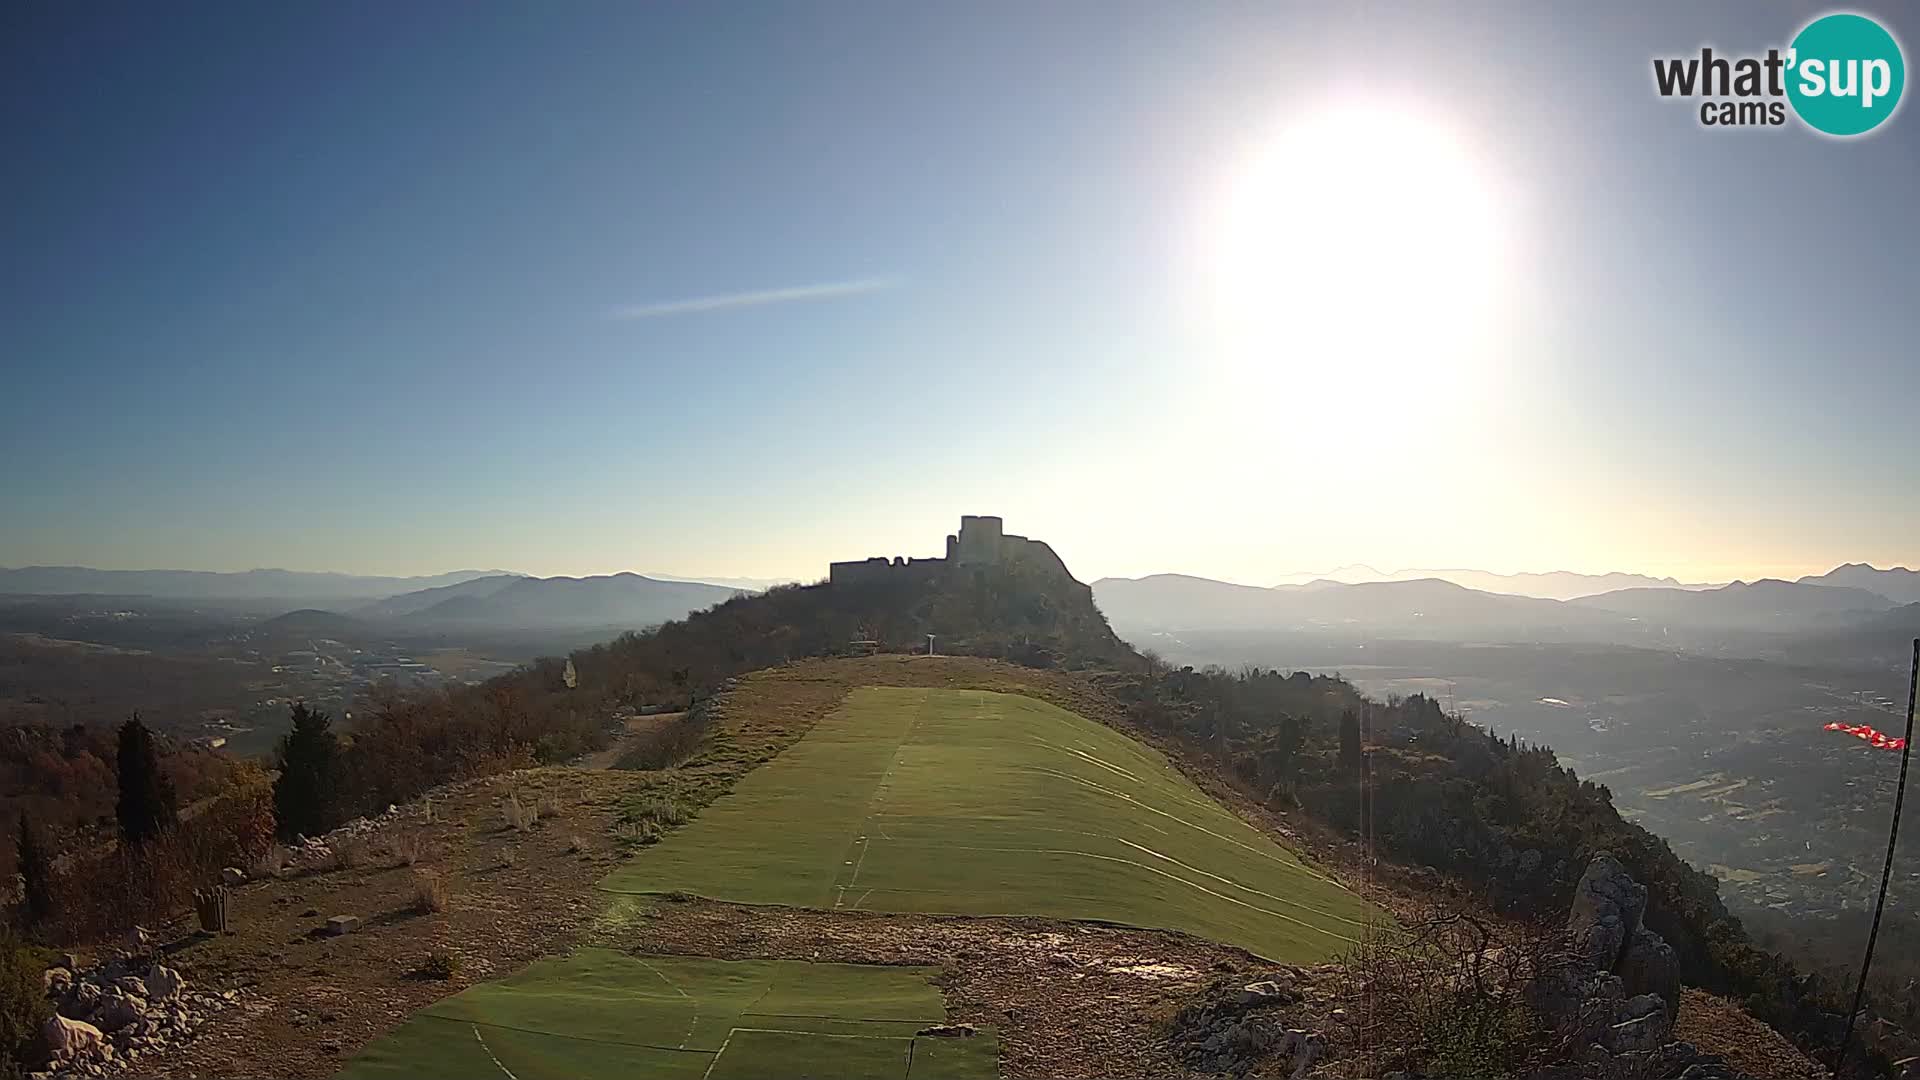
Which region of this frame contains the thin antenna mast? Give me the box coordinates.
[1836,638,1920,1073]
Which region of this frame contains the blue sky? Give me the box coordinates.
[3,2,1916,585]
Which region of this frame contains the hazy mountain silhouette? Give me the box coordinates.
[1568,579,1895,628]
[403,572,741,628]
[1262,565,1718,600]
[0,566,514,600]
[355,574,525,619]
[1796,563,1920,605]
[1091,573,1622,636]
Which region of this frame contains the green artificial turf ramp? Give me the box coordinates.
[603,686,1383,961]
[335,950,994,1080]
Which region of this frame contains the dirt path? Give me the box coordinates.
[575,711,683,770]
[137,766,651,1079]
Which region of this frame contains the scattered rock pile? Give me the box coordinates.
[1168,969,1327,1078]
[30,954,242,1079]
[285,802,408,867]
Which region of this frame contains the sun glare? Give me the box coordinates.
[1199,103,1510,419]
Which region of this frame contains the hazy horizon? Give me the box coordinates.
[6,3,1916,588]
[1,547,1908,592]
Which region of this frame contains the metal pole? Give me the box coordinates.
[1836,638,1920,1074]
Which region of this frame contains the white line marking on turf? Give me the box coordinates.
[1026,767,1342,887]
[472,1024,521,1080]
[889,842,1361,942]
[637,957,701,1050]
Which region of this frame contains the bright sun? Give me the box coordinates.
[1200,104,1510,412]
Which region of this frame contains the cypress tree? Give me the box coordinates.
[16,815,53,931]
[274,703,342,840]
[1339,708,1363,774]
[115,714,179,848]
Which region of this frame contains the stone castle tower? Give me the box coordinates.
[829,515,1073,587]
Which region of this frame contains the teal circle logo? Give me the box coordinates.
[1787,13,1905,136]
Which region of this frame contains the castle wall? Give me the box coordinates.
[829,515,1076,588]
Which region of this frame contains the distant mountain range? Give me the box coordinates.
[384,573,743,628]
[1259,565,1720,600]
[1092,574,1619,637]
[0,566,514,600]
[1568,579,1895,627]
[1797,563,1920,605]
[1094,571,1908,641]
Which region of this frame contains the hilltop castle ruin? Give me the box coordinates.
[828,515,1074,587]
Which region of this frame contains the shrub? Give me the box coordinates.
[1339,913,1560,1077]
[410,870,448,914]
[627,797,687,829]
[613,706,715,771]
[498,846,518,869]
[415,949,459,981]
[538,794,563,820]
[0,930,50,1077]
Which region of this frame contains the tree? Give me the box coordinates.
[274,703,343,840]
[1339,708,1363,774]
[115,714,178,848]
[14,816,52,933]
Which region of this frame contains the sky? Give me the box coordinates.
[3,2,1917,587]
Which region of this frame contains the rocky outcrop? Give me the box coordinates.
[1531,855,1758,1080]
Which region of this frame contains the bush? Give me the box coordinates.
[498,846,518,869]
[1340,914,1560,1077]
[0,930,50,1078]
[613,706,715,771]
[414,949,459,981]
[410,870,448,914]
[626,797,687,829]
[44,767,275,944]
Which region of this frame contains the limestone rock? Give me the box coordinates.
[1615,929,1679,1021]
[325,914,361,936]
[44,966,73,996]
[221,866,247,886]
[1567,855,1647,972]
[145,964,187,1002]
[43,1012,106,1057]
[92,990,147,1033]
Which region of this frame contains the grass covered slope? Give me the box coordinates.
[604,687,1383,962]
[336,950,996,1080]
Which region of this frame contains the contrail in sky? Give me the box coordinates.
[610,277,895,320]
